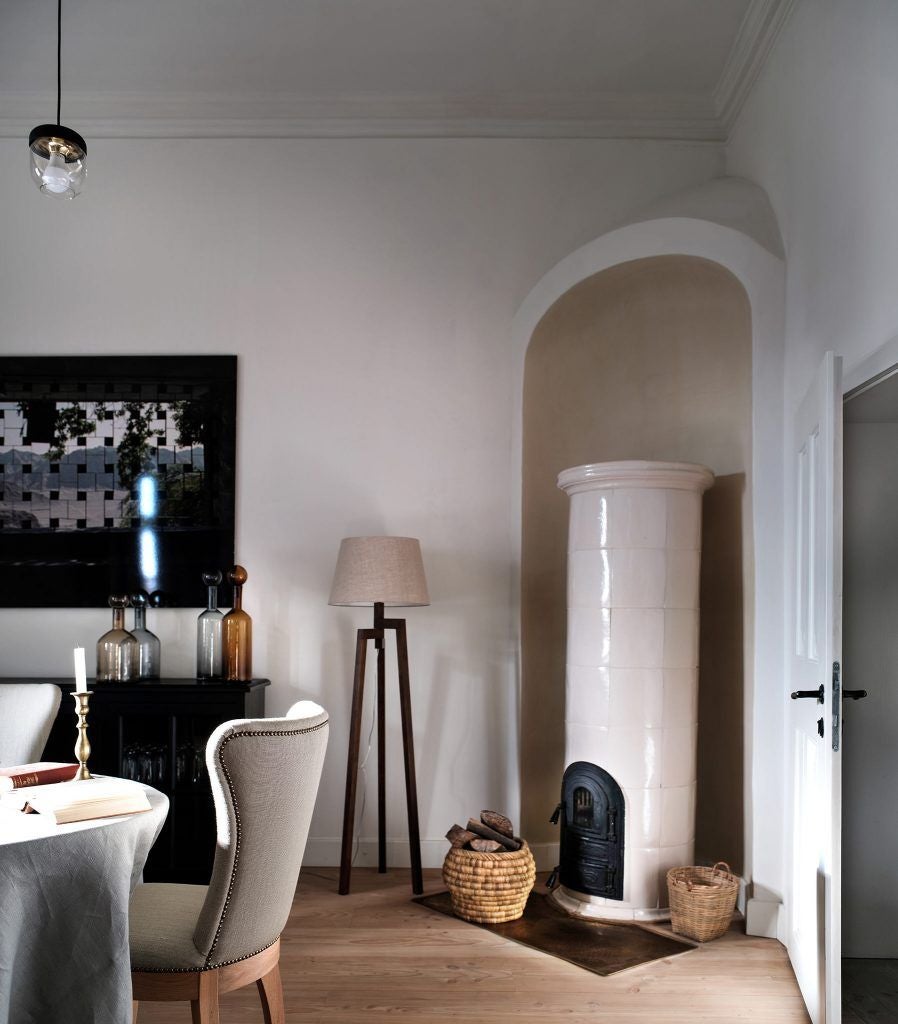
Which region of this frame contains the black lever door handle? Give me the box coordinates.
[791,685,825,703]
[843,689,868,700]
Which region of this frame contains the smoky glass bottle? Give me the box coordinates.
[96,595,139,682]
[223,565,252,682]
[197,570,223,679]
[130,590,161,679]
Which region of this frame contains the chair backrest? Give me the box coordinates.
[192,700,329,968]
[0,683,62,767]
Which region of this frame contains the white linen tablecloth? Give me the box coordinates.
[0,782,168,1024]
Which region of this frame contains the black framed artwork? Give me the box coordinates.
[0,356,236,607]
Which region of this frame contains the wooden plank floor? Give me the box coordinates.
[842,958,898,1023]
[137,868,810,1023]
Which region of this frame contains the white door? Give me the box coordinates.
[787,351,842,1023]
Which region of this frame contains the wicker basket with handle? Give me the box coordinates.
[442,842,536,924]
[667,861,739,942]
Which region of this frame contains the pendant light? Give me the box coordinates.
[29,0,86,199]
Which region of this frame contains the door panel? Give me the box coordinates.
[788,351,842,1023]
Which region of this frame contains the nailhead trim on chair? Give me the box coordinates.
[132,939,278,974]
[204,718,329,969]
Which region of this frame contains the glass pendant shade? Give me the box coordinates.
[29,125,86,199]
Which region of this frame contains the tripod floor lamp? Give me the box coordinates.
[329,536,429,896]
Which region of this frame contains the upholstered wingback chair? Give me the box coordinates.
[130,700,329,1023]
[0,682,61,766]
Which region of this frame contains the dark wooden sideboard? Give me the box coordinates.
[0,677,269,884]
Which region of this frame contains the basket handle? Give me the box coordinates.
[711,861,732,877]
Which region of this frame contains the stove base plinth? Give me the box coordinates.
[549,885,671,923]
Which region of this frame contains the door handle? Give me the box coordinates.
[791,685,825,703]
[843,689,867,700]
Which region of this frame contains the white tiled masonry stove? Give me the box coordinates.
[551,461,713,922]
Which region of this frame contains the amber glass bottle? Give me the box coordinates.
[96,595,139,682]
[223,565,252,681]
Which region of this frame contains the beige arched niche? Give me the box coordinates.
[521,254,752,872]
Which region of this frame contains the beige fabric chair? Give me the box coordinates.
[0,682,61,766]
[130,700,329,1023]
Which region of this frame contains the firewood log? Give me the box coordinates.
[469,838,503,853]
[445,825,477,848]
[481,810,514,837]
[466,818,521,851]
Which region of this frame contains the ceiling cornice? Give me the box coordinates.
[0,91,724,142]
[714,0,797,132]
[0,1,796,143]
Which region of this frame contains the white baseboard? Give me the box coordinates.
[304,838,561,871]
[745,894,782,938]
[304,838,450,869]
[327,839,763,933]
[737,876,747,915]
[527,841,560,872]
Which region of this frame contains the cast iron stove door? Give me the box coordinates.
[552,761,625,899]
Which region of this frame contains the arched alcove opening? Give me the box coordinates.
[520,254,753,874]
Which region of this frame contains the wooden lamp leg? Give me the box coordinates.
[339,629,372,895]
[393,618,424,895]
[339,605,423,896]
[377,638,387,873]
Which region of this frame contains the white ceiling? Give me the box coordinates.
[0,0,795,140]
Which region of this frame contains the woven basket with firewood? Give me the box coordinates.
[442,811,536,924]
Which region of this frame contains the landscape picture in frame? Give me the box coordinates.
[0,355,236,607]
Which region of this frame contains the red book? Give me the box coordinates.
[0,762,79,792]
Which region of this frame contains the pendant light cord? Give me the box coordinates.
[56,0,62,125]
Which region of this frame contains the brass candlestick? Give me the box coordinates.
[72,691,93,781]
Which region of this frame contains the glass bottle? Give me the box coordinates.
[96,595,139,682]
[223,564,252,681]
[130,589,161,679]
[197,570,223,679]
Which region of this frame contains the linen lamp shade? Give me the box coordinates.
[329,536,429,608]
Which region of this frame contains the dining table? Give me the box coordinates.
[0,780,168,1024]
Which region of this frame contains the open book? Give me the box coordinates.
[7,778,152,825]
[0,762,79,792]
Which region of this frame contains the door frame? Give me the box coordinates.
[843,336,898,398]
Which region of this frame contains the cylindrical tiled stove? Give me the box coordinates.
[551,460,713,922]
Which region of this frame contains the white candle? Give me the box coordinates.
[74,647,87,693]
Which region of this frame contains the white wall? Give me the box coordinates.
[0,135,723,865]
[728,0,898,392]
[842,420,898,957]
[726,0,898,931]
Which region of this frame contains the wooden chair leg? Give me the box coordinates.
[256,963,286,1024]
[132,1001,139,1024]
[191,970,220,1024]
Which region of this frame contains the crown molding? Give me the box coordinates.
[0,91,725,142]
[0,2,796,145]
[714,0,798,132]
